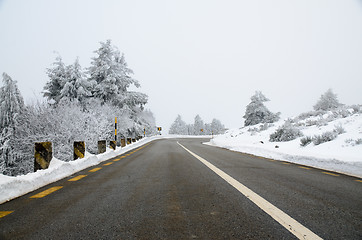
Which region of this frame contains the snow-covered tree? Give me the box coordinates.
[59,58,92,103]
[169,115,188,135]
[43,55,67,104]
[0,73,27,175]
[313,89,341,111]
[243,91,280,126]
[210,118,225,134]
[193,114,205,135]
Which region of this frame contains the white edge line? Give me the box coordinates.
[177,141,322,240]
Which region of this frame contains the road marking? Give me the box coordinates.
[282,162,290,165]
[30,186,63,199]
[299,166,311,170]
[89,167,102,172]
[178,142,322,240]
[0,211,13,218]
[68,175,87,182]
[103,162,113,166]
[113,158,121,162]
[120,156,126,159]
[322,172,339,177]
[355,180,362,183]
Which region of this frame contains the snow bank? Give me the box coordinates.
[206,113,362,178]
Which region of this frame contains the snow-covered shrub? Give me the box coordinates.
[351,104,362,114]
[312,131,338,145]
[259,123,272,131]
[269,121,303,142]
[296,110,325,121]
[300,136,312,147]
[356,139,362,145]
[345,138,362,146]
[333,124,346,135]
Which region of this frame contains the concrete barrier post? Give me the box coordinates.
[98,140,106,154]
[74,141,85,160]
[110,140,116,150]
[121,138,126,147]
[34,142,52,172]
[132,138,136,143]
[127,138,132,145]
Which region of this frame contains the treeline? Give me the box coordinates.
[0,40,156,176]
[169,114,226,135]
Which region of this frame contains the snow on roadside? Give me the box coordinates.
[206,113,362,178]
[0,135,209,204]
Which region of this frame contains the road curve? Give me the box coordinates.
[0,138,361,239]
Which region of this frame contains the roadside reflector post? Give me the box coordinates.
[115,117,117,142]
[121,138,126,147]
[127,138,132,145]
[98,140,106,154]
[144,128,146,137]
[74,141,85,160]
[34,142,52,172]
[110,141,116,150]
[132,138,136,143]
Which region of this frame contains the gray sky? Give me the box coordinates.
[0,0,361,131]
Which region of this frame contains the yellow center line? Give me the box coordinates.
[354,179,362,183]
[68,175,87,182]
[299,166,311,170]
[89,167,102,172]
[30,186,63,199]
[322,172,339,177]
[282,162,290,165]
[103,162,113,166]
[113,158,121,162]
[120,156,126,159]
[0,211,13,218]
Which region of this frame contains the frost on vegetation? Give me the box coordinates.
[243,91,280,126]
[0,40,157,176]
[169,114,226,135]
[269,121,303,142]
[301,125,346,147]
[300,136,313,147]
[345,138,362,146]
[313,89,341,111]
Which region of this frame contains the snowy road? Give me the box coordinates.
[0,138,361,239]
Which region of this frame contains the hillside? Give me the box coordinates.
[206,108,362,177]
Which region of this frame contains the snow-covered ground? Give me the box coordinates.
[206,112,362,178]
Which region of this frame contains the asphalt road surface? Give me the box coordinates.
[0,138,361,239]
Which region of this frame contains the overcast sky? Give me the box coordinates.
[0,0,361,131]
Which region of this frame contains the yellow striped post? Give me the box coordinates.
[110,141,116,150]
[74,141,85,160]
[115,117,117,142]
[34,142,52,172]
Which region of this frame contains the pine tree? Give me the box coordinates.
[243,91,280,126]
[0,73,26,175]
[210,118,225,134]
[169,115,188,134]
[313,89,341,111]
[43,55,67,104]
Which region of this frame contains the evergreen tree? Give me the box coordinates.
[43,55,67,104]
[169,115,188,135]
[243,91,280,126]
[193,114,205,135]
[59,58,92,103]
[210,118,225,134]
[313,89,341,111]
[0,73,26,175]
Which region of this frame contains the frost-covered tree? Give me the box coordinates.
[313,89,341,111]
[43,55,67,104]
[193,114,205,135]
[0,73,27,175]
[169,115,188,135]
[210,118,225,134]
[59,58,92,103]
[243,91,280,126]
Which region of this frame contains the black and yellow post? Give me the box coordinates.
[127,138,132,145]
[110,141,116,150]
[74,141,85,160]
[34,142,52,172]
[98,140,106,154]
[115,117,117,142]
[144,128,146,137]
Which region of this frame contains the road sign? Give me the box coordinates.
[157,127,162,131]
